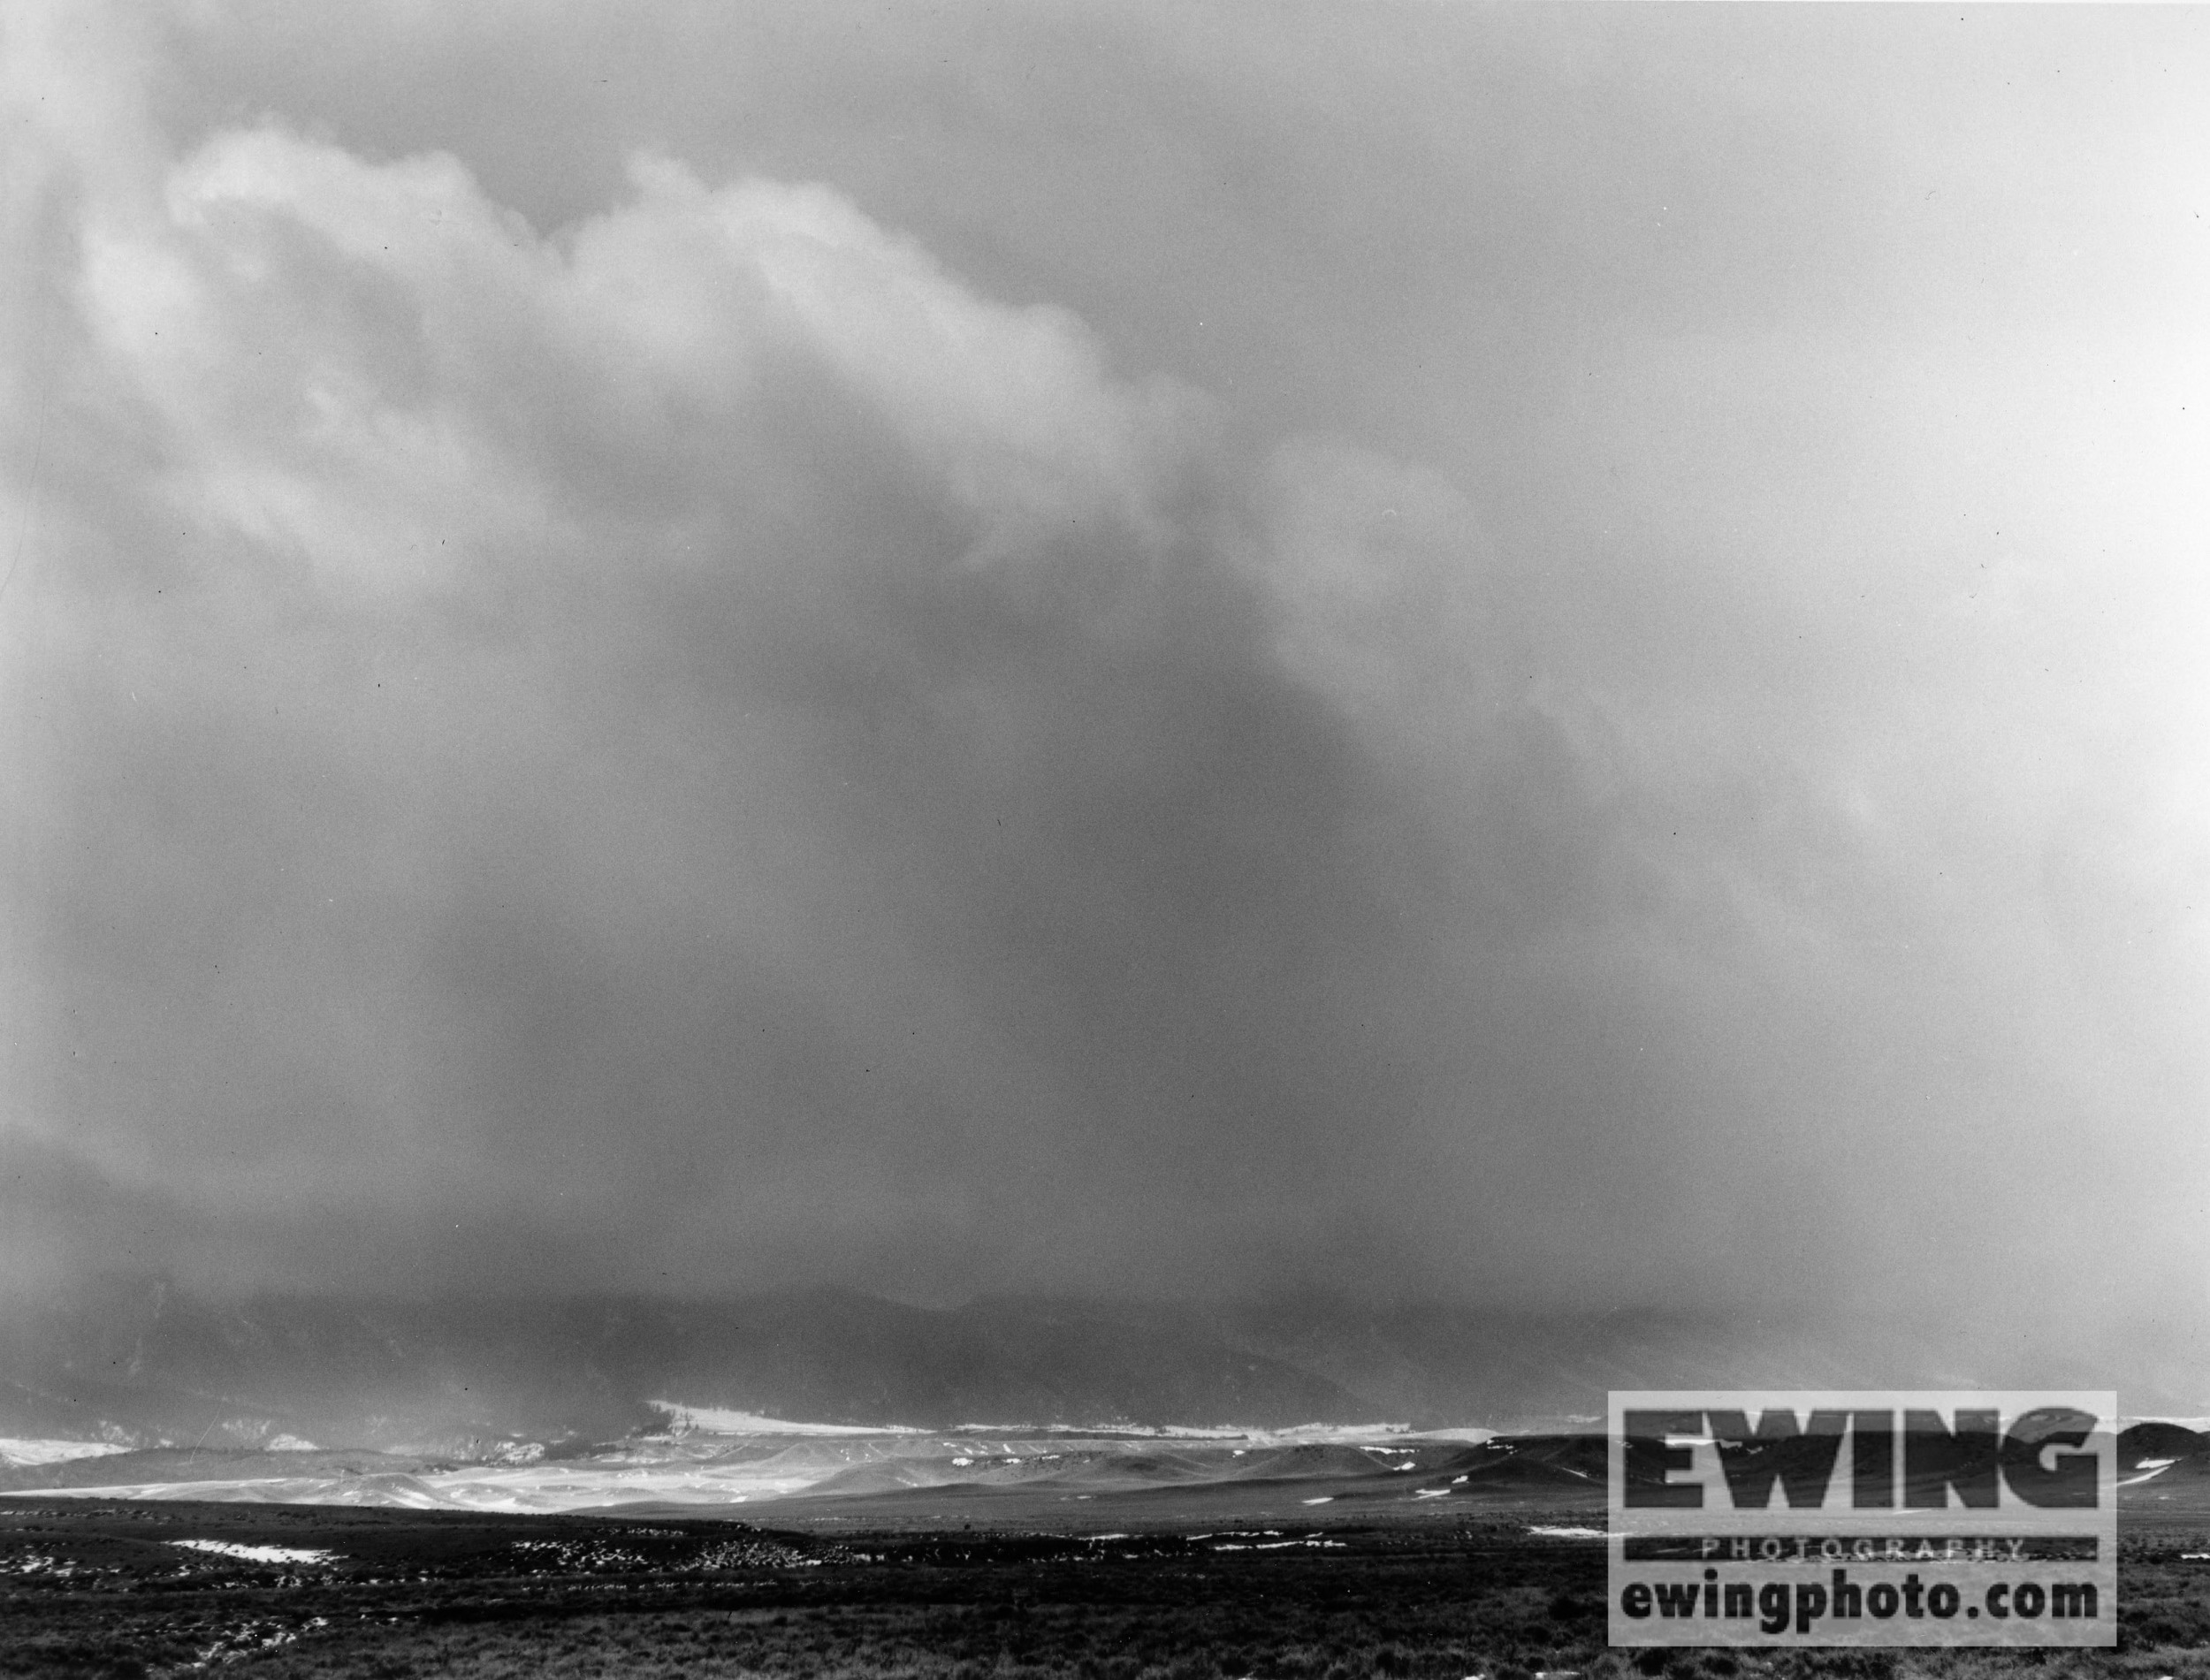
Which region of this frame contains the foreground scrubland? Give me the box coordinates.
[4,1501,2206,1680]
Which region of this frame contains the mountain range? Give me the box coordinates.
[1,1275,2199,1458]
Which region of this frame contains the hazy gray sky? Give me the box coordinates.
[4,4,2206,1361]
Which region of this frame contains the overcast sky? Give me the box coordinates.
[4,3,2206,1367]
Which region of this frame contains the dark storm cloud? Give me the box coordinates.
[3,4,2206,1365]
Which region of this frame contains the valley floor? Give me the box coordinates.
[4,1501,2208,1680]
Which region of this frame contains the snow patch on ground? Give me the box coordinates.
[1149,1423,1498,1446]
[649,1403,926,1436]
[2120,1459,2179,1486]
[641,1406,1498,1448]
[0,1438,133,1468]
[170,1539,337,1565]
